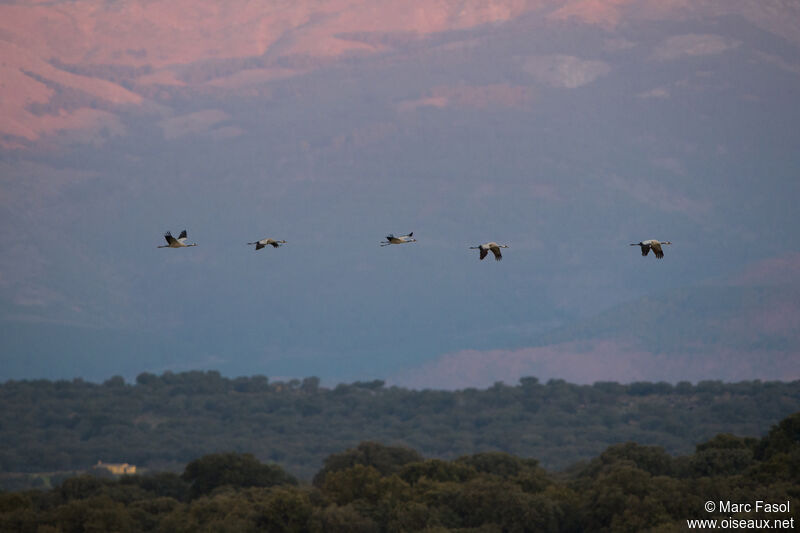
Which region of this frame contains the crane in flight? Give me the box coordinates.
[470,242,509,261]
[247,238,287,250]
[158,230,197,248]
[380,232,416,246]
[630,239,671,259]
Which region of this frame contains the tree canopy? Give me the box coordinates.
[0,373,798,486]
[0,417,797,532]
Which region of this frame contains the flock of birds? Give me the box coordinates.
[159,230,673,261]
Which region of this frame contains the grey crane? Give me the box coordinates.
[470,242,509,261]
[158,230,197,248]
[247,238,287,250]
[631,239,671,259]
[380,232,416,246]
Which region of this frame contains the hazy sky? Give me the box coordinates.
[1,0,799,388]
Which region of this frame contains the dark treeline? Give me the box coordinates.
[1,372,799,482]
[0,413,798,532]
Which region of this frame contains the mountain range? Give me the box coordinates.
[1,0,799,387]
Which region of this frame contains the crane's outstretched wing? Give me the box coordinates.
[490,246,503,261]
[479,248,488,260]
[652,242,664,258]
[641,245,650,256]
[164,232,178,245]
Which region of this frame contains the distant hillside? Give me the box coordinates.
[535,285,800,353]
[0,372,798,483]
[396,283,800,388]
[5,0,800,146]
[4,0,800,387]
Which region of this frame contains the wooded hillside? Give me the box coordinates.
[1,413,798,532]
[1,372,798,482]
